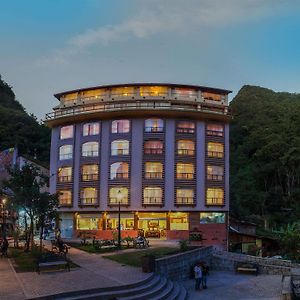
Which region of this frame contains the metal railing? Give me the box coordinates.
[207,174,223,181]
[176,173,194,179]
[111,149,129,156]
[144,126,164,133]
[109,198,128,205]
[144,148,163,155]
[80,197,98,205]
[207,151,224,158]
[111,173,129,179]
[177,149,195,156]
[206,130,223,137]
[206,197,224,205]
[176,128,195,134]
[57,175,72,183]
[82,150,99,157]
[82,173,99,181]
[145,172,163,179]
[176,197,194,205]
[143,197,163,204]
[46,101,229,121]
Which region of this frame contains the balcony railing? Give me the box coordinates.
[82,150,99,157]
[176,173,194,180]
[111,149,129,156]
[206,130,223,137]
[206,197,224,205]
[57,175,72,183]
[109,198,129,205]
[176,127,195,134]
[207,174,223,181]
[177,149,195,156]
[144,148,163,155]
[59,199,72,206]
[145,127,164,133]
[207,151,224,158]
[176,197,194,205]
[111,173,129,180]
[80,197,98,205]
[143,197,163,204]
[82,173,98,181]
[145,172,163,179]
[46,101,229,121]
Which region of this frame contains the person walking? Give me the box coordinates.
[194,262,202,291]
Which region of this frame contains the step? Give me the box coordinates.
[176,284,188,300]
[61,276,161,300]
[165,282,181,300]
[56,274,158,300]
[145,280,174,300]
[118,276,168,300]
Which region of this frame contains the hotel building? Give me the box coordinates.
[46,83,231,249]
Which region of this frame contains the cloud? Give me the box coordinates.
[36,0,300,65]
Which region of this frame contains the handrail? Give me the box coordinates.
[45,101,229,121]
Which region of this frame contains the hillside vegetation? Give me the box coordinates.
[0,75,50,164]
[230,85,300,228]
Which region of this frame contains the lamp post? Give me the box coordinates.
[116,190,122,249]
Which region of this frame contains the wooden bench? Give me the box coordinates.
[37,260,70,274]
[236,262,258,276]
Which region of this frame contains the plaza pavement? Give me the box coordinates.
[0,241,284,300]
[184,271,282,300]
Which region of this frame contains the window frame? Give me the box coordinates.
[59,145,73,160]
[82,141,99,157]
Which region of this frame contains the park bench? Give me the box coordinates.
[235,262,258,276]
[50,239,70,256]
[37,254,70,274]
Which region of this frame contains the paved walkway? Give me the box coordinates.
[184,271,282,300]
[15,244,150,299]
[0,258,25,300]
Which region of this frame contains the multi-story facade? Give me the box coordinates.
[46,83,231,250]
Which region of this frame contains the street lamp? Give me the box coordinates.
[1,198,7,239]
[116,190,122,249]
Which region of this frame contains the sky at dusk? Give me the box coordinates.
[1,0,300,120]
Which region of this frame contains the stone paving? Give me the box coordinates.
[184,271,282,300]
[0,257,25,300]
[15,245,151,299]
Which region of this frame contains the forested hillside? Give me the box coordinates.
[230,85,300,228]
[0,75,50,164]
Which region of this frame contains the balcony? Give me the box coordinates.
[176,173,194,180]
[176,197,194,205]
[145,172,163,179]
[81,173,98,181]
[45,100,229,122]
[57,175,72,183]
[143,197,163,205]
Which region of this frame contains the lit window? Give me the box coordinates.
[81,164,99,181]
[172,88,197,98]
[176,163,194,179]
[200,212,225,224]
[111,87,135,97]
[145,119,164,133]
[176,121,195,133]
[170,212,189,230]
[207,142,224,158]
[83,122,100,136]
[111,140,129,156]
[207,165,223,181]
[176,189,194,205]
[206,188,224,206]
[177,140,195,156]
[82,89,106,100]
[112,120,130,133]
[145,162,163,179]
[202,92,222,101]
[77,215,100,230]
[80,188,98,205]
[60,125,73,140]
[59,145,73,160]
[109,187,129,205]
[144,140,163,155]
[82,142,99,157]
[57,167,72,183]
[207,124,223,137]
[140,86,168,97]
[143,187,162,204]
[110,162,129,180]
[58,190,72,206]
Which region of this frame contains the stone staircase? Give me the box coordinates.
[41,274,188,300]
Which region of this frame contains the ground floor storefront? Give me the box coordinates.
[59,211,228,250]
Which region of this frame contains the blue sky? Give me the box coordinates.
[1,0,300,119]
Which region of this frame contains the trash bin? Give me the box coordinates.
[141,254,156,273]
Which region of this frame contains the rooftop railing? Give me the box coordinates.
[45,101,229,121]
